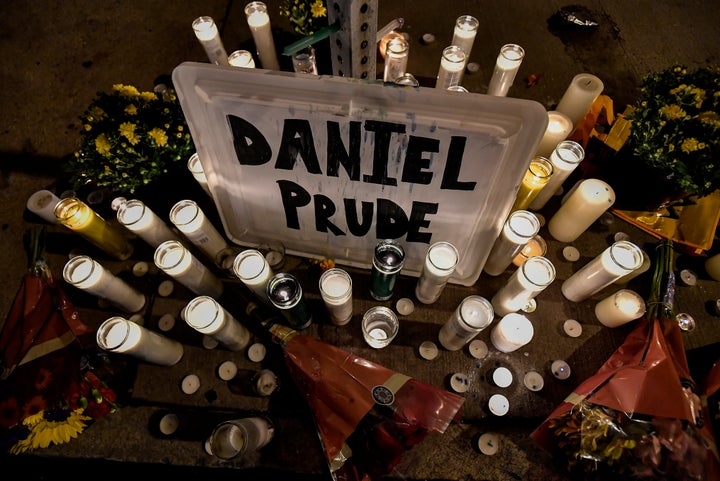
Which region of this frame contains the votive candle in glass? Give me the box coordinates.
[510,157,553,212]
[561,241,644,302]
[292,46,318,74]
[54,196,134,261]
[244,1,280,70]
[490,312,534,353]
[535,111,574,159]
[530,140,585,210]
[267,273,312,330]
[512,234,547,267]
[451,15,479,61]
[547,178,615,242]
[187,152,212,197]
[116,198,179,249]
[438,295,494,351]
[435,46,466,90]
[484,210,540,276]
[184,296,251,351]
[96,316,183,366]
[491,256,556,316]
[556,73,604,128]
[63,255,146,313]
[319,268,353,326]
[370,239,405,301]
[192,16,229,66]
[415,241,459,304]
[228,49,256,68]
[154,240,224,298]
[170,199,230,264]
[594,289,646,327]
[232,249,274,303]
[486,44,524,97]
[383,37,409,83]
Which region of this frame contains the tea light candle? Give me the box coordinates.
[511,157,553,212]
[192,16,229,66]
[450,373,470,393]
[233,249,274,303]
[491,256,556,316]
[561,241,643,302]
[468,339,489,359]
[547,178,615,243]
[523,371,544,391]
[478,433,499,455]
[530,141,585,210]
[705,252,720,281]
[512,234,547,267]
[492,367,513,388]
[319,268,354,326]
[245,1,280,70]
[247,342,266,362]
[488,394,509,416]
[484,210,540,276]
[187,153,212,198]
[26,189,61,223]
[594,289,646,327]
[254,369,279,396]
[556,73,604,128]
[170,200,229,264]
[117,198,179,248]
[436,45,466,90]
[486,44,524,97]
[96,316,183,366]
[490,313,534,353]
[535,111,574,159]
[63,255,146,313]
[218,361,238,381]
[415,241,459,304]
[154,240,224,298]
[551,360,571,380]
[563,319,583,337]
[184,296,251,351]
[419,341,439,360]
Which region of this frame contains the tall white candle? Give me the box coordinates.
[415,241,459,304]
[63,255,146,313]
[451,15,479,60]
[232,249,274,303]
[490,313,534,353]
[436,46,466,90]
[535,111,574,159]
[245,1,280,71]
[614,249,651,285]
[154,240,224,298]
[486,44,524,97]
[96,316,183,366]
[187,152,212,197]
[530,140,585,210]
[319,268,354,326]
[561,241,644,302]
[170,199,229,264]
[26,189,61,224]
[594,289,647,327]
[556,73,604,128]
[116,198,179,248]
[192,16,229,66]
[184,296,251,351]
[484,210,540,276]
[438,295,494,351]
[491,256,556,316]
[548,179,615,242]
[383,37,409,83]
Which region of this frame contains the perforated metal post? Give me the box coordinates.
[327,0,378,80]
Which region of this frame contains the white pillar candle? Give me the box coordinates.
[184,296,251,351]
[511,156,553,212]
[116,198,179,248]
[556,73,604,128]
[530,141,585,211]
[491,256,556,316]
[436,46,466,90]
[383,37,409,82]
[614,249,651,285]
[561,240,644,302]
[486,44,524,97]
[451,15,479,60]
[187,153,212,197]
[547,178,615,242]
[490,312,534,353]
[228,49,256,68]
[63,255,146,313]
[319,268,354,326]
[415,241,460,304]
[484,210,540,276]
[170,199,229,264]
[96,316,183,366]
[192,16,229,66]
[154,240,224,298]
[594,289,647,327]
[26,189,61,224]
[232,249,274,303]
[535,111,574,159]
[438,295,494,351]
[705,252,720,281]
[244,1,280,71]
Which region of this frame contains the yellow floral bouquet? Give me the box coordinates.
[66,84,194,194]
[279,0,328,36]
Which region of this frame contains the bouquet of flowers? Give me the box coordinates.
[531,240,720,480]
[279,0,328,36]
[66,83,194,194]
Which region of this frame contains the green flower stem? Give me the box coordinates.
[283,20,339,56]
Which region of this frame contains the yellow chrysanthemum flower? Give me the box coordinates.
[660,104,686,120]
[119,122,140,145]
[113,84,140,97]
[140,91,157,101]
[681,137,702,153]
[148,128,168,147]
[125,104,138,115]
[95,133,111,155]
[311,0,327,17]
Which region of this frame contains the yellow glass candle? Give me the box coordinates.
[511,157,553,212]
[55,197,133,260]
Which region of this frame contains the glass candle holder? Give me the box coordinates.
[267,273,312,330]
[490,312,534,353]
[228,49,256,68]
[511,157,553,212]
[535,111,574,159]
[451,15,479,61]
[206,416,274,460]
[154,240,224,298]
[547,178,615,242]
[116,198,179,249]
[512,234,547,267]
[233,249,274,303]
[362,306,399,349]
[370,239,405,301]
[438,295,494,351]
[291,46,318,74]
[169,199,230,264]
[484,210,540,276]
[614,248,651,285]
[187,152,212,197]
[415,241,459,304]
[556,73,605,128]
[436,45,466,90]
[594,289,647,327]
[491,256,556,316]
[183,296,251,351]
[383,37,409,82]
[96,316,183,366]
[244,1,280,70]
[192,16,229,66]
[561,240,644,302]
[529,141,585,210]
[319,268,353,326]
[54,196,134,261]
[487,44,524,97]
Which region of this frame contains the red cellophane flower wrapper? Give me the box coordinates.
[531,240,720,480]
[244,300,464,481]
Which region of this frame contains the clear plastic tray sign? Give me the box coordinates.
[172,63,547,286]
